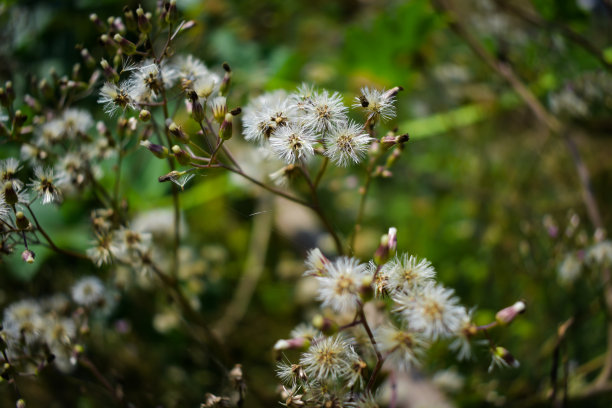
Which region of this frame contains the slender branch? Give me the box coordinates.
[79,356,125,407]
[25,204,89,260]
[359,307,384,391]
[313,156,329,189]
[349,154,377,253]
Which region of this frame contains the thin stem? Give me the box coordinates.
[299,165,344,255]
[2,350,22,400]
[79,356,125,407]
[359,307,384,391]
[349,156,377,253]
[208,139,225,167]
[25,205,89,260]
[313,156,329,189]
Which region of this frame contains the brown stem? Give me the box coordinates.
[79,356,125,407]
[359,307,384,391]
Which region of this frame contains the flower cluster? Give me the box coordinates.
[274,229,524,407]
[1,276,109,374]
[242,84,400,169]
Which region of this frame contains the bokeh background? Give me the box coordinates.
[1,0,611,406]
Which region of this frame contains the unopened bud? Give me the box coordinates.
[89,13,106,32]
[21,249,35,264]
[13,110,27,128]
[191,98,204,124]
[211,96,227,123]
[312,315,338,335]
[219,62,232,96]
[100,59,119,83]
[123,6,137,31]
[166,0,178,24]
[15,212,29,230]
[172,145,190,165]
[4,181,18,205]
[113,34,137,55]
[136,7,152,34]
[139,109,151,122]
[0,88,8,108]
[273,337,309,351]
[168,122,189,142]
[494,346,520,368]
[5,81,14,104]
[16,399,26,408]
[219,113,233,140]
[495,301,526,325]
[140,140,168,159]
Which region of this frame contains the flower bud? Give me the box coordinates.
[172,145,190,165]
[5,81,14,104]
[113,34,137,55]
[123,6,137,31]
[219,113,233,140]
[16,399,26,408]
[166,0,178,24]
[219,62,232,96]
[100,59,119,83]
[21,249,35,264]
[273,337,309,351]
[191,97,205,124]
[89,13,106,32]
[374,227,397,265]
[495,301,526,325]
[13,110,27,128]
[140,140,168,159]
[312,315,338,335]
[136,7,152,34]
[494,346,520,368]
[4,181,18,205]
[0,88,8,108]
[211,96,227,123]
[139,109,151,122]
[168,122,189,142]
[15,212,29,230]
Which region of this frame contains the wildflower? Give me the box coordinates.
[304,248,330,277]
[289,83,317,116]
[303,89,347,133]
[269,164,299,187]
[324,120,372,166]
[193,75,219,99]
[57,152,88,190]
[43,317,76,347]
[450,308,476,360]
[558,251,583,283]
[382,253,436,294]
[496,301,526,325]
[0,193,9,221]
[280,385,306,407]
[125,60,176,103]
[71,276,105,307]
[374,324,428,371]
[346,392,379,408]
[394,282,467,340]
[316,257,370,314]
[242,90,295,143]
[174,55,215,88]
[354,86,399,123]
[111,227,152,260]
[276,360,308,385]
[586,240,612,266]
[39,119,65,145]
[0,158,23,190]
[290,323,319,341]
[2,299,43,345]
[270,123,317,164]
[61,109,93,139]
[300,335,355,381]
[98,81,133,116]
[488,346,519,373]
[87,234,116,267]
[28,166,66,205]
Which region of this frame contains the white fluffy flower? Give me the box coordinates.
[125,60,176,103]
[382,253,436,294]
[98,81,134,116]
[324,120,373,166]
[2,299,43,345]
[300,335,357,381]
[316,257,369,314]
[28,166,66,204]
[61,109,93,139]
[303,89,347,133]
[242,90,295,143]
[269,123,317,164]
[353,86,397,123]
[586,240,612,266]
[71,276,105,306]
[374,324,428,371]
[394,282,467,340]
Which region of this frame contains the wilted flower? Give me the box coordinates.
[354,86,398,123]
[28,166,66,204]
[125,59,176,103]
[98,81,134,116]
